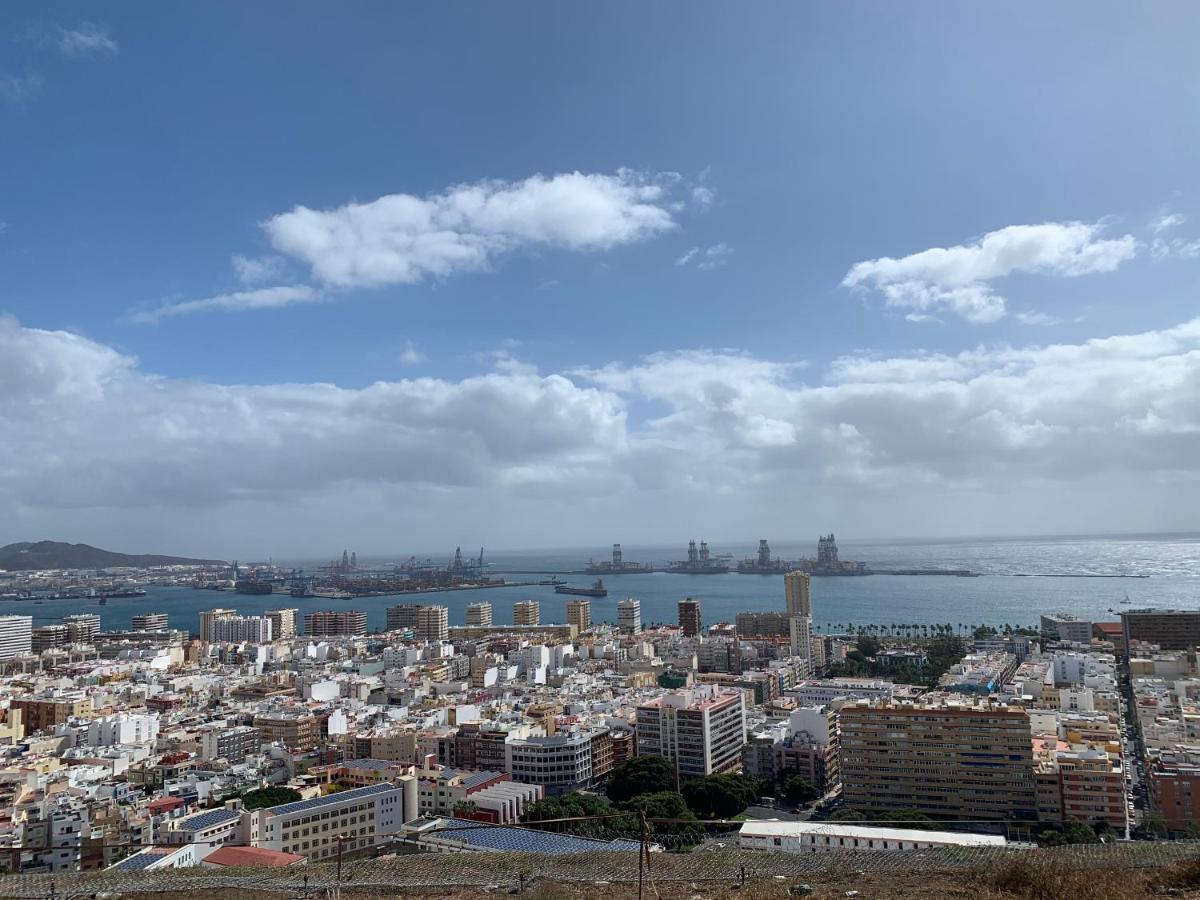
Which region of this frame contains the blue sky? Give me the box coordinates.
[4,3,1200,556]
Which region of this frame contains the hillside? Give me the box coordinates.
[0,540,225,571]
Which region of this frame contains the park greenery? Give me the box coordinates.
[240,786,302,810]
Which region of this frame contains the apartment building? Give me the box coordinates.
[1147,746,1200,831]
[12,695,93,734]
[1032,736,1126,828]
[513,600,540,627]
[266,608,298,639]
[199,725,263,762]
[838,700,1038,822]
[304,610,367,637]
[678,598,702,637]
[465,602,492,628]
[199,608,237,642]
[1041,614,1094,644]
[636,686,747,777]
[505,726,611,795]
[62,614,101,644]
[253,711,321,748]
[386,604,449,642]
[131,612,169,632]
[210,615,273,644]
[565,599,591,632]
[1122,609,1200,652]
[617,598,641,634]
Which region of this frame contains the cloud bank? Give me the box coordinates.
[5,313,1200,523]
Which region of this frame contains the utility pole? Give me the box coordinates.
[638,811,647,900]
[335,834,345,900]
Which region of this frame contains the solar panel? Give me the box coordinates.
[432,818,640,855]
[113,848,171,870]
[265,782,396,817]
[178,808,240,831]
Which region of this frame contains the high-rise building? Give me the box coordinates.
[386,604,449,641]
[565,599,591,632]
[131,612,168,632]
[789,616,813,672]
[417,605,449,642]
[1121,609,1200,652]
[32,624,68,654]
[210,615,273,644]
[784,571,811,617]
[617,598,641,634]
[199,608,237,642]
[839,700,1038,822]
[514,600,540,627]
[266,608,298,640]
[304,610,367,636]
[465,602,492,628]
[62,614,101,644]
[505,726,612,795]
[678,598,702,637]
[636,686,747,778]
[735,611,791,636]
[1040,614,1093,644]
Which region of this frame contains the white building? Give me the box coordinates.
[247,782,415,861]
[617,598,642,634]
[739,821,1009,853]
[505,727,608,795]
[636,686,746,777]
[210,615,273,644]
[784,571,812,617]
[466,602,492,627]
[87,713,160,747]
[0,615,33,659]
[1042,614,1093,644]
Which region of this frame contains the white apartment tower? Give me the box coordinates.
[636,686,747,777]
[0,615,33,660]
[617,598,642,634]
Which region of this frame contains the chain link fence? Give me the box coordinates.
[1,820,1199,898]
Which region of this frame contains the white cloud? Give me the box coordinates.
[1015,311,1061,326]
[1152,213,1186,234]
[399,340,424,365]
[676,242,732,270]
[0,316,626,509]
[131,285,321,323]
[231,254,288,285]
[264,169,679,289]
[0,74,43,104]
[58,23,118,57]
[843,221,1138,323]
[692,186,715,208]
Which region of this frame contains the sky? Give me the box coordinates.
[3,2,1200,558]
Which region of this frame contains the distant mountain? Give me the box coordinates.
[0,541,225,571]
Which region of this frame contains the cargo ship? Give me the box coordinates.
[234,579,275,595]
[667,540,730,575]
[555,579,608,597]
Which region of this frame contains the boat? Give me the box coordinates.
[235,579,274,595]
[555,579,609,597]
[737,539,794,574]
[100,589,148,599]
[98,597,107,606]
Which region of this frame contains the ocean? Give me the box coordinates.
[10,533,1200,636]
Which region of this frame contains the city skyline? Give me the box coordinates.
[4,3,1200,555]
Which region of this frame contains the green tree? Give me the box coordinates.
[855,634,882,658]
[241,786,302,810]
[681,774,758,819]
[522,792,620,837]
[782,776,819,807]
[607,756,676,803]
[1062,818,1100,844]
[619,791,705,846]
[877,810,938,831]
